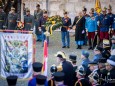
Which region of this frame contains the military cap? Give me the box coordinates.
[11,7,15,10]
[111,35,115,40]
[82,6,87,11]
[89,61,97,66]
[36,75,47,85]
[6,75,18,86]
[103,39,110,46]
[36,4,40,7]
[102,7,107,12]
[81,50,89,58]
[98,58,107,63]
[94,45,103,52]
[50,64,57,73]
[53,72,65,82]
[76,65,86,75]
[108,4,112,10]
[43,10,47,14]
[69,54,77,62]
[107,55,115,66]
[55,51,66,59]
[32,62,43,72]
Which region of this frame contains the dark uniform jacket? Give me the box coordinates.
[73,16,86,41]
[61,60,74,86]
[102,47,111,60]
[7,12,18,30]
[0,11,6,29]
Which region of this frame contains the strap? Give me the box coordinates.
[74,80,82,86]
[76,17,83,25]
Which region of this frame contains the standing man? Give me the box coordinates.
[34,4,43,41]
[24,8,34,31]
[0,6,6,30]
[61,11,71,48]
[73,11,86,49]
[85,11,97,50]
[98,7,110,44]
[23,3,26,16]
[39,10,48,46]
[7,7,18,30]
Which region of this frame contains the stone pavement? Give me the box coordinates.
[0,31,94,86]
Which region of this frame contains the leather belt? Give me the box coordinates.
[9,20,16,23]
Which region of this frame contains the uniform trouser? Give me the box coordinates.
[88,32,95,47]
[42,31,49,46]
[61,31,70,47]
[35,21,42,40]
[100,31,109,40]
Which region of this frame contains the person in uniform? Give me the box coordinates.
[74,65,92,86]
[112,15,115,35]
[23,3,26,16]
[85,10,97,50]
[39,10,49,46]
[0,6,6,29]
[92,46,103,63]
[104,55,115,86]
[55,51,74,86]
[102,39,111,60]
[7,7,18,30]
[88,61,98,73]
[98,7,110,44]
[24,8,34,31]
[28,62,43,86]
[73,11,86,49]
[6,75,18,86]
[36,75,48,86]
[34,4,43,41]
[61,11,71,48]
[53,72,65,86]
[69,54,78,84]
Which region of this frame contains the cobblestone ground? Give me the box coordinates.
[0,31,94,86]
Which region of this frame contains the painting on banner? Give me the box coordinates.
[0,33,33,79]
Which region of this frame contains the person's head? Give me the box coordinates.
[76,65,86,79]
[102,7,107,15]
[89,11,94,17]
[53,72,65,85]
[36,4,40,10]
[69,54,77,65]
[106,55,115,71]
[11,7,15,13]
[94,46,103,55]
[82,6,87,15]
[63,11,68,18]
[36,75,47,86]
[107,5,112,13]
[98,58,106,69]
[6,75,18,86]
[55,51,66,64]
[81,50,89,60]
[26,8,30,15]
[111,35,115,44]
[79,11,83,17]
[43,10,48,17]
[23,3,25,7]
[89,62,98,71]
[0,6,3,12]
[32,62,43,76]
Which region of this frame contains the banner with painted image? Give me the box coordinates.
[0,33,33,79]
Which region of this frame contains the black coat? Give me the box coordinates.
[61,60,74,86]
[73,16,86,41]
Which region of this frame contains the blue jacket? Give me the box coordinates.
[82,58,90,68]
[93,54,102,63]
[85,16,97,32]
[112,15,115,30]
[99,14,110,32]
[107,13,114,28]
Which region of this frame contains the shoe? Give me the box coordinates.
[88,47,92,50]
[62,46,66,48]
[67,46,70,48]
[79,46,82,49]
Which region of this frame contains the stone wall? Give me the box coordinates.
[23,0,115,21]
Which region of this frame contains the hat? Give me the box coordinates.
[69,54,77,62]
[36,4,40,7]
[11,7,15,10]
[26,8,30,12]
[98,58,107,63]
[76,65,86,75]
[82,6,87,11]
[32,62,43,72]
[108,4,112,10]
[111,35,115,40]
[94,45,103,52]
[107,55,115,66]
[43,10,47,14]
[102,7,107,12]
[53,72,65,82]
[50,64,57,73]
[36,75,47,85]
[89,61,97,66]
[6,75,18,86]
[103,39,110,46]
[81,50,89,58]
[55,51,66,59]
